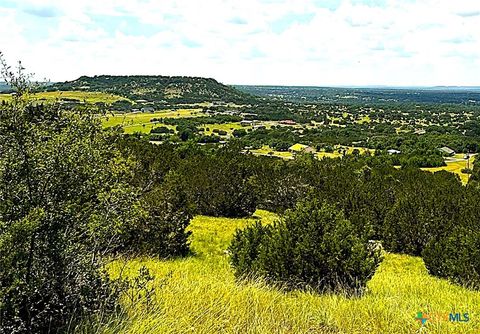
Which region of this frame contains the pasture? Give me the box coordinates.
[103,109,205,134]
[100,210,480,334]
[422,154,476,184]
[0,90,129,104]
[250,145,373,160]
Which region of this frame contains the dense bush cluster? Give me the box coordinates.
[0,95,129,332]
[119,136,480,290]
[229,199,382,293]
[0,62,194,333]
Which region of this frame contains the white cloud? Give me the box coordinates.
[0,0,479,86]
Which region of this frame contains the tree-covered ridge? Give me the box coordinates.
[48,75,255,104]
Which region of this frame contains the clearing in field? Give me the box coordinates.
[103,210,480,334]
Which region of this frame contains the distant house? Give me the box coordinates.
[438,146,455,156]
[141,106,155,113]
[289,144,315,154]
[240,120,253,127]
[280,120,297,126]
[240,112,258,120]
[387,149,401,155]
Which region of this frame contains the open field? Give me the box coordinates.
[422,154,476,184]
[103,109,204,134]
[250,145,373,160]
[101,210,480,334]
[201,122,245,136]
[0,90,129,104]
[250,146,295,159]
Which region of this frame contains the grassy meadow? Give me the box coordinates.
[0,90,129,104]
[201,122,245,136]
[421,154,476,184]
[96,210,480,334]
[250,145,373,160]
[103,109,205,134]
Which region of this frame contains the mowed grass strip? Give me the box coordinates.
[100,210,480,334]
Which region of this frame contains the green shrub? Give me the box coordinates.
[0,66,130,331]
[423,227,480,289]
[130,182,193,257]
[422,187,480,288]
[173,146,257,218]
[229,199,382,293]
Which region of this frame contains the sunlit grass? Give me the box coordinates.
[93,209,480,334]
[103,109,205,134]
[251,145,374,161]
[0,91,129,104]
[202,122,245,136]
[422,154,476,184]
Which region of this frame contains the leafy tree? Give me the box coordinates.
[0,55,136,333]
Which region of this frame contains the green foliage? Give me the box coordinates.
[381,170,463,256]
[0,59,132,332]
[131,182,193,257]
[422,187,480,288]
[0,57,195,333]
[229,199,382,293]
[232,128,247,137]
[171,146,258,218]
[49,75,255,104]
[422,228,480,289]
[150,126,173,134]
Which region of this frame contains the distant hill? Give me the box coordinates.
[48,75,255,104]
[0,82,11,92]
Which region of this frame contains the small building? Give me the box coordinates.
[387,149,401,155]
[438,146,455,156]
[240,112,258,120]
[240,120,253,127]
[141,106,155,113]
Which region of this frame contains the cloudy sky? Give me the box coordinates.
[0,0,479,86]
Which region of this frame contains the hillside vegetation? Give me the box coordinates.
[3,58,480,334]
[49,75,254,104]
[99,211,480,334]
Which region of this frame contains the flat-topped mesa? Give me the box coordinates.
[48,75,256,104]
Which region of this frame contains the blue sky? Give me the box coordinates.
[0,0,479,86]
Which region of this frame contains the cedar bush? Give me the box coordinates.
[172,146,258,218]
[229,198,382,294]
[422,186,480,288]
[422,228,480,289]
